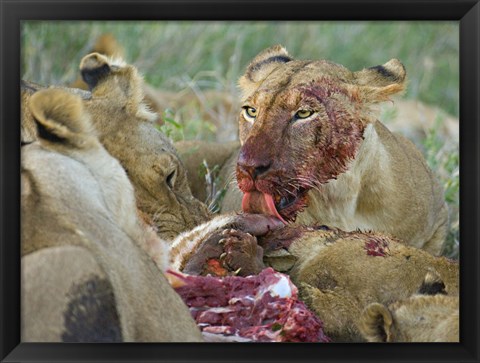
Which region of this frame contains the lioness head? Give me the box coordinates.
[22,53,210,240]
[237,45,406,223]
[22,88,144,256]
[359,271,458,342]
[78,52,210,239]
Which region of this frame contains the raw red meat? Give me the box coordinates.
[168,268,330,343]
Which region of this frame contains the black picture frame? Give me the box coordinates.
[1,0,479,362]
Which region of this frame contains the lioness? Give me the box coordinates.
[70,33,239,142]
[21,87,280,343]
[218,46,448,255]
[275,227,458,341]
[359,271,459,342]
[21,89,202,342]
[22,52,210,243]
[175,221,458,342]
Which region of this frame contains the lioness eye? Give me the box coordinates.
[295,110,313,119]
[242,106,257,121]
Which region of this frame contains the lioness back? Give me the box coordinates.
[221,46,448,255]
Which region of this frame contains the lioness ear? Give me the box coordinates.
[239,45,293,99]
[70,34,124,90]
[353,59,407,103]
[80,52,157,122]
[359,303,394,342]
[29,89,93,147]
[80,52,115,90]
[418,270,447,295]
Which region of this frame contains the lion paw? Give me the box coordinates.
[218,229,265,276]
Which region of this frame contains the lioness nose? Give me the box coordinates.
[237,153,272,180]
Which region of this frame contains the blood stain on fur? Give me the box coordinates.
[364,236,390,257]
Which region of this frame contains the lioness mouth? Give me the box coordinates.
[241,190,307,224]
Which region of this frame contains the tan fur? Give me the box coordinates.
[270,227,459,341]
[21,89,202,342]
[359,294,459,342]
[174,140,240,203]
[21,82,38,144]
[70,34,239,141]
[221,46,449,255]
[22,246,113,341]
[175,216,458,342]
[176,98,458,204]
[22,53,210,242]
[70,33,125,90]
[379,98,458,146]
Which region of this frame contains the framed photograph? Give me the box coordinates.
[1,0,479,362]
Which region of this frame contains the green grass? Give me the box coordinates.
[160,108,217,141]
[422,117,459,258]
[21,21,459,116]
[21,21,459,258]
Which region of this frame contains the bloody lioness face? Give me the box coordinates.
[236,46,406,222]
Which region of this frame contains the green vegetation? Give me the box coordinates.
[423,117,459,258]
[21,21,459,116]
[21,21,459,258]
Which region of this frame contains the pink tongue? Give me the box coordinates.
[242,191,287,224]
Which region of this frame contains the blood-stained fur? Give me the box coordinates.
[220,46,448,255]
[176,221,458,342]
